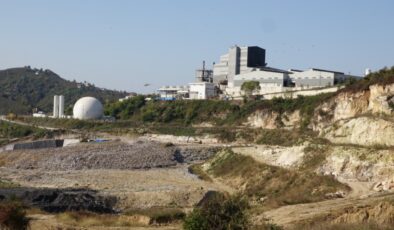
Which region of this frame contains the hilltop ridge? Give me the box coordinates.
[0,66,128,114]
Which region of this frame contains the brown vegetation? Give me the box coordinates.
[208,150,349,209]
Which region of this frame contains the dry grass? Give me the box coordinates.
[0,179,19,189]
[125,207,186,224]
[0,201,29,230]
[56,211,148,227]
[208,150,349,209]
[188,163,213,182]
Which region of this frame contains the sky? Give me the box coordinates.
[1,0,393,93]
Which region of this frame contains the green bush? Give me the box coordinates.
[183,193,249,230]
[0,201,29,230]
[341,66,394,93]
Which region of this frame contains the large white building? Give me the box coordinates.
[189,82,216,100]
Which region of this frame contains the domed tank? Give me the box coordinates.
[73,97,103,120]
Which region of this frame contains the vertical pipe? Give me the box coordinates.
[53,95,59,118]
[59,95,64,118]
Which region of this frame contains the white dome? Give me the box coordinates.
[73,97,103,120]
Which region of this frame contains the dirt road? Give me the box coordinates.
[256,191,394,227]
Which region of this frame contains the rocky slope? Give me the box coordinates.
[314,83,394,146]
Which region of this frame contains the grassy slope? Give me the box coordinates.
[206,150,349,209]
[0,120,54,146]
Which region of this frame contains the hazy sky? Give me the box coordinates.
[1,0,393,93]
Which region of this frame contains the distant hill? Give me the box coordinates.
[0,67,129,115]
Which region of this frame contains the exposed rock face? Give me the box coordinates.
[313,84,394,132]
[317,145,394,192]
[246,110,279,129]
[245,110,300,129]
[369,84,394,114]
[322,117,394,146]
[232,145,305,168]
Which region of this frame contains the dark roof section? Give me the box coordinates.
[311,68,344,75]
[289,69,303,72]
[258,66,291,74]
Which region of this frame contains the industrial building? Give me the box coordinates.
[189,82,216,100]
[212,45,358,97]
[158,85,189,100]
[195,61,213,83]
[213,46,267,86]
[157,45,359,100]
[289,68,353,88]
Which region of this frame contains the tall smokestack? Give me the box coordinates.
[59,95,64,118]
[53,95,59,118]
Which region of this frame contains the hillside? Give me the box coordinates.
[0,67,128,114]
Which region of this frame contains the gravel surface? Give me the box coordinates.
[0,140,219,170]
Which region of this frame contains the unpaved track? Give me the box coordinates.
[257,191,394,227]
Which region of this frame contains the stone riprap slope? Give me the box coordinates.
[0,140,219,170]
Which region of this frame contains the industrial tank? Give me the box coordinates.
[73,97,103,120]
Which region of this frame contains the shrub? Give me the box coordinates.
[0,201,29,230]
[341,66,394,93]
[125,207,185,224]
[183,193,249,230]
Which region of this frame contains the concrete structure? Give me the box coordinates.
[33,112,47,118]
[213,46,266,86]
[13,139,64,150]
[158,85,189,100]
[59,95,65,118]
[73,97,103,120]
[189,82,217,99]
[53,95,59,118]
[289,68,353,88]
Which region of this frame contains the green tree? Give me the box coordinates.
[241,81,261,99]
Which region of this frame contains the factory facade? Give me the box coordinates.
[158,45,358,100]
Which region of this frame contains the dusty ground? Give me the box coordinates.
[28,213,183,230]
[0,166,232,210]
[0,138,232,229]
[256,191,394,227]
[1,136,393,229]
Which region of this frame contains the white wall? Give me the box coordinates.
[189,83,216,99]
